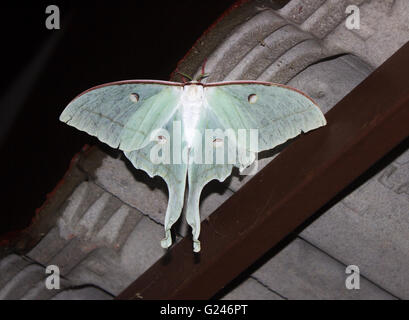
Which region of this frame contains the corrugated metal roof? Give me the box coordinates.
[1,0,409,299]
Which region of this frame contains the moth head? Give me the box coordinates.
[182,83,204,101]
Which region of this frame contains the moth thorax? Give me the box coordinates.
[182,84,204,103]
[181,84,204,147]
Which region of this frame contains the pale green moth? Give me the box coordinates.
[60,78,326,252]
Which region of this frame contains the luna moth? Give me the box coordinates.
[60,75,326,252]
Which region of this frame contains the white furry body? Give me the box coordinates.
[180,84,204,147]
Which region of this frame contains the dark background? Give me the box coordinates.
[0,0,236,237]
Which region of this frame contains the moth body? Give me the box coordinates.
[180,83,204,147]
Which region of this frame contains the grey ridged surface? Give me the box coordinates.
[1,0,409,299]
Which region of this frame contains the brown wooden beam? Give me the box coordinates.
[116,42,409,300]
